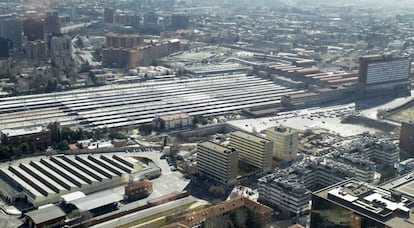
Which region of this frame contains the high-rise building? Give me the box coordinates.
[171,14,190,30]
[50,35,72,68]
[400,120,414,154]
[104,8,114,23]
[44,10,61,35]
[0,14,23,49]
[105,33,143,48]
[229,131,273,173]
[24,40,46,66]
[113,12,141,28]
[23,18,44,41]
[311,179,414,228]
[197,141,238,186]
[358,55,411,97]
[0,37,12,58]
[266,126,298,161]
[143,12,158,25]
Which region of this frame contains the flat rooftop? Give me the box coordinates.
[314,179,414,228]
[230,131,270,144]
[198,141,235,155]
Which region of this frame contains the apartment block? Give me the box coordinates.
[197,141,238,186]
[229,131,273,173]
[266,126,298,161]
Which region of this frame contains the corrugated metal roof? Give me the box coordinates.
[25,204,66,224]
[69,190,123,211]
[61,191,86,203]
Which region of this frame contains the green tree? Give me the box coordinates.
[21,142,30,154]
[0,145,11,160]
[61,127,77,143]
[108,131,127,140]
[45,79,58,93]
[55,140,69,151]
[139,124,154,135]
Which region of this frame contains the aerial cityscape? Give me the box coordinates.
[1,0,414,227]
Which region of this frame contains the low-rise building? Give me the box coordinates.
[125,180,153,201]
[1,122,60,151]
[170,196,272,228]
[311,179,414,228]
[153,113,194,131]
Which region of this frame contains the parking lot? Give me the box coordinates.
[229,103,382,136]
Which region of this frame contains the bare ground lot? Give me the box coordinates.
[386,101,414,123]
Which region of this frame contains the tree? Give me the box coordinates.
[108,131,127,140]
[21,142,30,154]
[45,79,58,93]
[76,128,85,141]
[55,140,69,151]
[0,145,11,160]
[139,124,154,135]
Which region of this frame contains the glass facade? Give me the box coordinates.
[310,195,386,228]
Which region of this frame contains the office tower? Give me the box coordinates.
[229,131,273,173]
[0,14,23,49]
[266,126,298,161]
[358,55,411,97]
[44,10,61,35]
[400,120,414,154]
[23,18,44,41]
[197,141,238,186]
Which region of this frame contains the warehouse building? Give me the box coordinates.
[0,74,303,130]
[0,154,141,207]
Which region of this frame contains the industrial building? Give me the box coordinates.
[125,180,153,201]
[311,179,414,228]
[102,39,181,67]
[229,131,273,173]
[0,154,142,207]
[197,141,238,186]
[1,122,60,151]
[266,126,298,161]
[0,74,303,130]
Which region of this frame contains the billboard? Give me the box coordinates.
[366,58,410,84]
